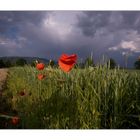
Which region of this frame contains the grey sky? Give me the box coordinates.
[0,11,140,67]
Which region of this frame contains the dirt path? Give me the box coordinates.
[0,69,8,94]
[0,68,12,128]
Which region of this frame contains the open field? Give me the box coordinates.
[0,66,140,129]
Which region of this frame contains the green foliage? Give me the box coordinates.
[31,61,36,67]
[107,58,117,69]
[5,60,12,68]
[0,59,12,68]
[4,66,140,128]
[134,59,140,69]
[0,59,6,68]
[49,59,55,67]
[85,57,94,67]
[16,58,27,66]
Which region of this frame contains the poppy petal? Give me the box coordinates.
[60,54,77,61]
[59,60,74,72]
[58,54,77,72]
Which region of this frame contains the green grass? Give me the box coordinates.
[3,65,140,128]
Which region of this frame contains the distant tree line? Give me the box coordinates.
[0,57,140,69]
[77,57,117,69]
[0,58,27,68]
[75,57,140,69]
[134,57,140,69]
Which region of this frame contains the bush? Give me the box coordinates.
[107,58,117,69]
[16,58,27,66]
[84,57,94,67]
[0,59,6,68]
[134,58,140,69]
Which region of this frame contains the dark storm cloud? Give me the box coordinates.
[77,11,140,37]
[0,11,46,26]
[0,11,52,57]
[120,11,140,29]
[77,11,111,37]
[0,11,48,38]
[1,11,140,67]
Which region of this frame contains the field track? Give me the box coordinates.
[0,69,8,94]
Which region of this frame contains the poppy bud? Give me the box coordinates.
[11,116,19,125]
[37,74,46,80]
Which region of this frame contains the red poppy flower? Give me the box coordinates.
[37,74,46,80]
[11,116,19,125]
[58,54,77,72]
[36,63,45,70]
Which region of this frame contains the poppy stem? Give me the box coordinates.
[37,79,41,99]
[0,114,13,119]
[67,71,70,80]
[40,81,42,95]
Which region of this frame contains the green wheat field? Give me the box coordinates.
[1,64,140,129]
